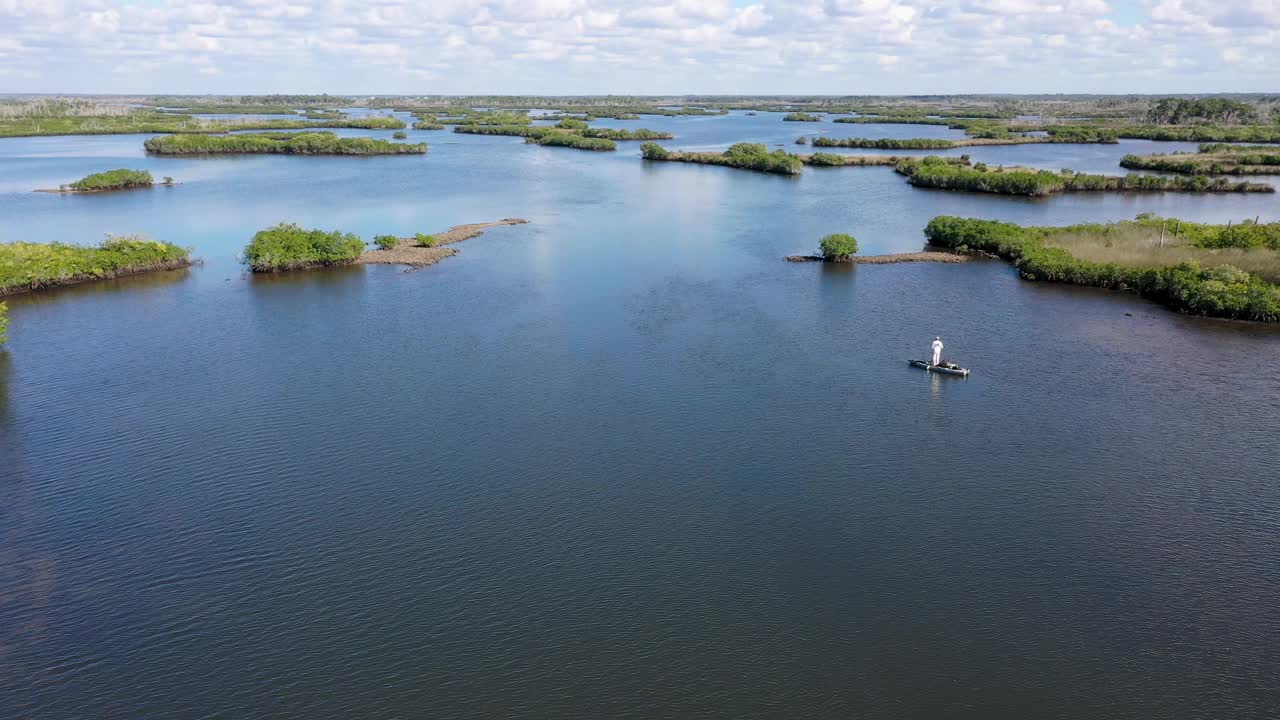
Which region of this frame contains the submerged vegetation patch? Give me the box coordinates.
[0,235,192,295]
[924,215,1280,322]
[143,131,426,155]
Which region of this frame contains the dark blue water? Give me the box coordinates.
[2,112,1279,719]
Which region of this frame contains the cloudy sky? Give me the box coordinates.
[1,0,1276,95]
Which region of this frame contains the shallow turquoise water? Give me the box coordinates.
[2,112,1279,719]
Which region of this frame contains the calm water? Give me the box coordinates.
[2,112,1279,719]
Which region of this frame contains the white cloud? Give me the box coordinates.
[0,0,1274,93]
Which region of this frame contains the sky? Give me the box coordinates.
[0,0,1276,95]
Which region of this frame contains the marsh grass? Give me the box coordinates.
[1043,227,1280,283]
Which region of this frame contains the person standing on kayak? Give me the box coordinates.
[931,336,944,366]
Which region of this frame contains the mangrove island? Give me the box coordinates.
[924,215,1280,322]
[144,131,426,156]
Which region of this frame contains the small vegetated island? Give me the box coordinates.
[1121,144,1280,175]
[783,112,822,122]
[0,232,194,346]
[363,219,531,268]
[895,157,1273,196]
[451,115,673,151]
[785,232,972,264]
[143,131,426,156]
[640,142,803,175]
[0,103,408,138]
[925,215,1280,322]
[243,219,530,273]
[38,168,175,193]
[0,235,193,296]
[641,143,1271,194]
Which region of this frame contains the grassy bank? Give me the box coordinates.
[243,224,365,272]
[898,158,1273,196]
[144,131,426,155]
[66,169,156,191]
[1121,144,1280,175]
[0,235,192,295]
[641,142,803,175]
[924,215,1280,321]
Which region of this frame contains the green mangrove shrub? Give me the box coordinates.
[453,125,555,138]
[721,143,803,174]
[923,216,1280,322]
[783,112,821,122]
[640,142,669,160]
[415,233,436,247]
[0,235,191,294]
[806,152,848,166]
[819,233,860,260]
[1121,149,1280,175]
[1113,125,1280,143]
[392,131,407,139]
[579,128,672,140]
[243,223,365,272]
[814,137,955,149]
[373,235,399,251]
[144,131,426,155]
[527,133,616,151]
[68,168,154,191]
[556,118,589,130]
[897,158,1273,196]
[639,142,802,175]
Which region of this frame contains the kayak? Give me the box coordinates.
[908,359,970,376]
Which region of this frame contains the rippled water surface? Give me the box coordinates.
[2,112,1279,719]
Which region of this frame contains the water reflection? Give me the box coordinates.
[2,267,193,309]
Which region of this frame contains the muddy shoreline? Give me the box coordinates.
[786,250,973,264]
[359,218,529,268]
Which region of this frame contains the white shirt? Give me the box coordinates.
[932,340,944,353]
